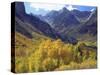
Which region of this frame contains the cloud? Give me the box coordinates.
[30,3,65,11]
[66,5,77,11]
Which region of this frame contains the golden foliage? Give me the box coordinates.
[15,36,97,72]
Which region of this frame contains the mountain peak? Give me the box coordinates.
[58,7,70,14]
[15,2,25,15]
[62,7,67,10]
[61,7,70,13]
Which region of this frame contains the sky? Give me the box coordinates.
[24,2,96,16]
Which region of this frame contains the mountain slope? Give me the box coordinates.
[15,2,78,44]
[15,2,58,39]
[44,7,97,41]
[68,9,97,41]
[45,7,80,31]
[72,10,91,23]
[77,9,97,41]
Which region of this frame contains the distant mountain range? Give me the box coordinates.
[42,6,97,42]
[15,2,97,44]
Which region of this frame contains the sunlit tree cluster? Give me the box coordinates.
[15,38,97,72]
